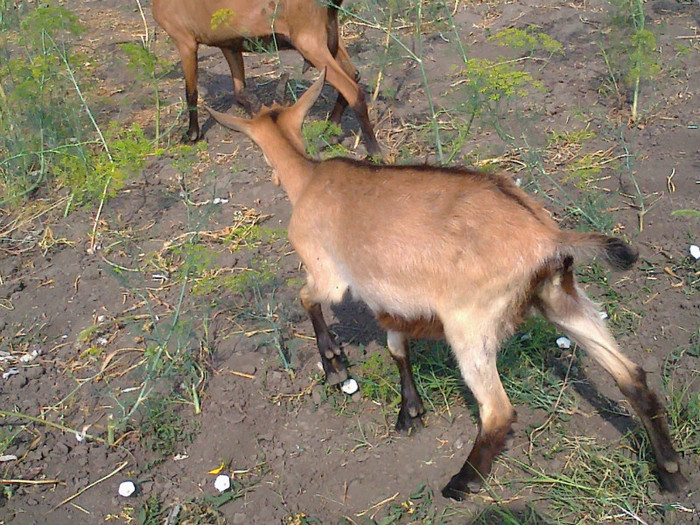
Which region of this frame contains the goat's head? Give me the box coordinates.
[206,69,326,158]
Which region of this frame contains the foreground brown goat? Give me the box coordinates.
[206,72,685,498]
[152,0,380,156]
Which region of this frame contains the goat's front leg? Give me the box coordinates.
[387,330,425,432]
[300,284,348,385]
[442,333,516,500]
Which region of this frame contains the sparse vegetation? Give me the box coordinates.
[0,0,697,522]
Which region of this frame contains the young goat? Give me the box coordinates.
[206,72,685,499]
[153,0,380,156]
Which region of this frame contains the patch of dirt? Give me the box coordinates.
[1,0,699,524]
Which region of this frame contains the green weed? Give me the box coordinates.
[302,120,347,158]
[120,41,172,146]
[0,5,88,204]
[489,27,564,57]
[500,318,577,416]
[599,0,661,122]
[546,129,596,147]
[663,339,700,454]
[138,394,200,456]
[137,494,163,525]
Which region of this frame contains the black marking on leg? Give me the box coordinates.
[442,411,517,500]
[620,366,685,492]
[305,301,348,386]
[390,339,426,434]
[185,89,200,142]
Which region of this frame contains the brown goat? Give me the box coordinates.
[152,0,380,156]
[206,72,685,499]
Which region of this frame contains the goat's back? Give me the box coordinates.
[290,160,561,314]
[153,0,330,47]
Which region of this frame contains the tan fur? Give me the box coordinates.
[152,0,380,155]
[206,72,683,496]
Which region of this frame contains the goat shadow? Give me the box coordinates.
[193,57,366,142]
[327,293,647,444]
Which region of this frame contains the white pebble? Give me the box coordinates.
[690,245,700,260]
[340,378,359,395]
[118,481,136,497]
[556,336,571,349]
[599,311,608,320]
[2,368,18,380]
[214,474,231,492]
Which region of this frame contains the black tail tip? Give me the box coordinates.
[604,237,639,270]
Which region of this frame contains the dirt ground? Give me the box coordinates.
[1,0,699,523]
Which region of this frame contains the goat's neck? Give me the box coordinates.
[258,130,314,206]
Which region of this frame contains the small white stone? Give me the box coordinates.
[118,481,136,497]
[214,474,231,493]
[599,311,609,320]
[2,368,18,380]
[556,336,571,349]
[690,245,700,260]
[340,378,359,395]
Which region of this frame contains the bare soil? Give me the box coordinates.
[1,0,699,524]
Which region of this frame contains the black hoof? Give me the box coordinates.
[395,407,423,433]
[657,467,686,494]
[442,475,472,501]
[185,127,201,142]
[442,470,485,500]
[322,356,348,386]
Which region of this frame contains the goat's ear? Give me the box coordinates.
[288,68,326,124]
[205,106,252,135]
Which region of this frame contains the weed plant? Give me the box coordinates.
[599,0,660,122]
[0,4,158,211]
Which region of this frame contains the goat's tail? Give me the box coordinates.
[557,232,639,271]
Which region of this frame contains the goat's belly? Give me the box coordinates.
[376,312,445,339]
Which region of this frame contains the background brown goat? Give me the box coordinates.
[206,72,685,499]
[152,0,380,156]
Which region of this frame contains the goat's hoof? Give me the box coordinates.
[442,474,482,501]
[441,476,471,501]
[657,467,686,493]
[395,407,423,433]
[325,366,348,386]
[185,127,201,142]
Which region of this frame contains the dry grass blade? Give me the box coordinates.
[49,461,128,513]
[1,478,62,485]
[0,409,106,444]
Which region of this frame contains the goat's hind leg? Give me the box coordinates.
[220,48,260,114]
[300,284,348,386]
[387,331,425,432]
[441,328,517,500]
[176,40,200,142]
[535,266,685,492]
